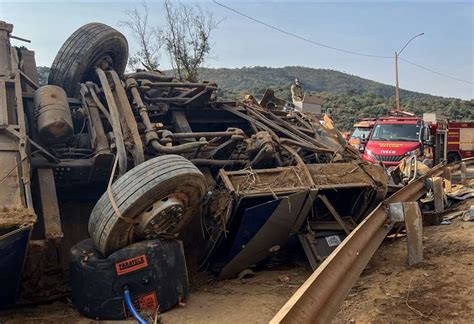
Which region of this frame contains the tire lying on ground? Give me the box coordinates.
[89,155,207,256]
[48,22,128,97]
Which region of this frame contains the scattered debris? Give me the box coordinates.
[462,206,474,221]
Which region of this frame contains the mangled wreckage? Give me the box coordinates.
[0,21,387,319]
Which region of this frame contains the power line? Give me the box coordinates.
[213,0,392,59]
[214,0,474,86]
[399,57,474,85]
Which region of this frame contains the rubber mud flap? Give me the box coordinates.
[69,238,188,320]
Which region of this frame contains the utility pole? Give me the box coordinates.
[394,33,424,112]
[395,51,400,111]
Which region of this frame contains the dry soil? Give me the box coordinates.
[2,202,473,323]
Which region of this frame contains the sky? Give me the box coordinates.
[1,1,473,99]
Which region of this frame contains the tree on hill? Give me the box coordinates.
[120,0,218,82]
[119,1,161,71]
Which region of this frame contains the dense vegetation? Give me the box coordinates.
[37,66,50,87]
[200,66,441,101]
[199,66,473,131]
[37,65,473,131]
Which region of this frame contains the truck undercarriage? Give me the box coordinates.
[0,21,388,317]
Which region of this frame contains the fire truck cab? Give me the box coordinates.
[361,113,448,168]
[349,118,376,150]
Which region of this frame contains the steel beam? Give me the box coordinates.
[38,168,63,240]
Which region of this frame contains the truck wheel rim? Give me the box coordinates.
[135,193,188,240]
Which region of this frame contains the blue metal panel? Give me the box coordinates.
[0,225,32,307]
[227,198,281,261]
[219,191,309,278]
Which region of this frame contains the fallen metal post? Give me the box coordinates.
[270,159,473,324]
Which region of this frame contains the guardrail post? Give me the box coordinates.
[443,167,452,193]
[403,202,423,266]
[433,177,445,213]
[425,176,444,225]
[460,162,467,185]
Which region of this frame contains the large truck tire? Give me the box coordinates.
[89,155,207,256]
[48,23,128,97]
[70,238,188,320]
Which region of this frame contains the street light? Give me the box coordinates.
[394,33,424,111]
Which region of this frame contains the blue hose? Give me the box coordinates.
[123,285,148,324]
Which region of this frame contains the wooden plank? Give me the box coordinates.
[319,195,351,235]
[218,169,236,193]
[403,202,423,266]
[38,168,63,240]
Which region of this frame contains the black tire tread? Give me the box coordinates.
[91,157,203,254]
[91,156,192,232]
[48,23,128,97]
[90,155,197,238]
[88,155,207,256]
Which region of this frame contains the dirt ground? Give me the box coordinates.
[335,209,474,322]
[2,201,473,323]
[164,203,474,323]
[0,266,310,324]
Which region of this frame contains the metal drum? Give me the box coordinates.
[34,85,73,144]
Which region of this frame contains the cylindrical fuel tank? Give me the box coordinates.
[34,85,73,144]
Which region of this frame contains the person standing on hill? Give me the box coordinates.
[291,78,304,110]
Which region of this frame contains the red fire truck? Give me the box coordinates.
[446,121,474,162]
[360,113,462,168]
[348,118,376,150]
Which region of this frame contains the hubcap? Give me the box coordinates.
[135,195,186,240]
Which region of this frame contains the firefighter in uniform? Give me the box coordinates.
[291,78,304,110]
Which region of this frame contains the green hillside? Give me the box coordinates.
[199,66,440,101]
[37,65,473,131]
[198,66,473,131]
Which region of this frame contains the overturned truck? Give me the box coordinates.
[0,21,387,319]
